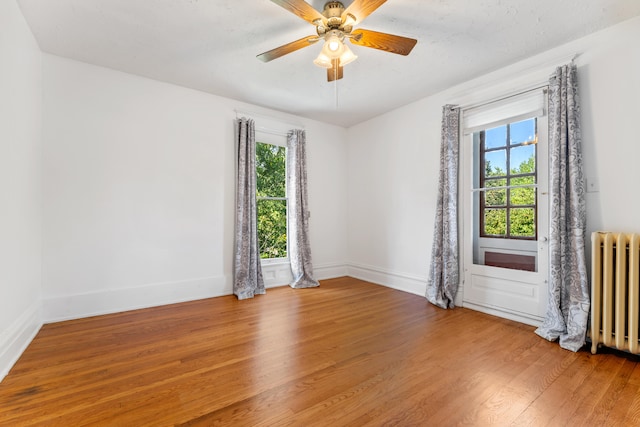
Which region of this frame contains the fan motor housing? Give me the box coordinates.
[323,1,345,28]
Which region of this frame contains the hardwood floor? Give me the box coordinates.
[1,277,640,426]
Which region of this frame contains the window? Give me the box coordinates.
[256,141,287,259]
[477,117,537,239]
[463,88,546,272]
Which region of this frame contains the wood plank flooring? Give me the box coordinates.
[1,277,640,426]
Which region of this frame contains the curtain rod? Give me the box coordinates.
[451,51,580,112]
[452,83,549,112]
[234,108,305,130]
[255,127,290,137]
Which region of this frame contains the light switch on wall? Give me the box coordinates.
[586,177,599,193]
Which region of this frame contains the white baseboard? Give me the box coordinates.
[43,276,229,323]
[42,262,349,324]
[315,262,348,280]
[347,262,427,296]
[462,301,543,327]
[0,302,42,383]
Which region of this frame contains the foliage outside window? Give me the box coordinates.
[479,118,537,239]
[256,142,287,259]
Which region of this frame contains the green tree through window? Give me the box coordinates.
[256,142,287,259]
[479,118,537,239]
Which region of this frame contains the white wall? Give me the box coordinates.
[0,0,43,381]
[42,55,348,322]
[347,93,444,295]
[346,16,640,297]
[578,18,640,236]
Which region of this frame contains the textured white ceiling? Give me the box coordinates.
[16,0,640,127]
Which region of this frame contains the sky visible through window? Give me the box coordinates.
[485,119,536,172]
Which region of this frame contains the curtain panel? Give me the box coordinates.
[535,64,589,352]
[233,118,265,299]
[287,129,319,289]
[426,105,460,309]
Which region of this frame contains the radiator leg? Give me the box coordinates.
[591,232,604,354]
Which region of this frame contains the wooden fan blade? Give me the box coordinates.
[257,36,319,62]
[342,0,387,25]
[327,59,344,82]
[270,0,326,25]
[350,29,417,55]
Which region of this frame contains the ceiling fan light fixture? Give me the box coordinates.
[328,39,341,52]
[338,44,357,66]
[321,31,345,59]
[313,51,333,68]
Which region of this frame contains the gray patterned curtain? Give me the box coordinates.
[233,118,265,299]
[426,105,460,309]
[287,129,319,289]
[535,64,589,351]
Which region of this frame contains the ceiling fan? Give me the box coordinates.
[257,0,417,82]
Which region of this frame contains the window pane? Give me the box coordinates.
[486,189,506,206]
[256,143,286,198]
[477,116,538,241]
[485,150,506,177]
[484,209,506,236]
[486,178,507,188]
[257,199,287,259]
[485,178,506,206]
[510,187,535,206]
[510,145,535,174]
[485,126,507,149]
[511,175,535,186]
[510,118,536,145]
[510,208,536,237]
